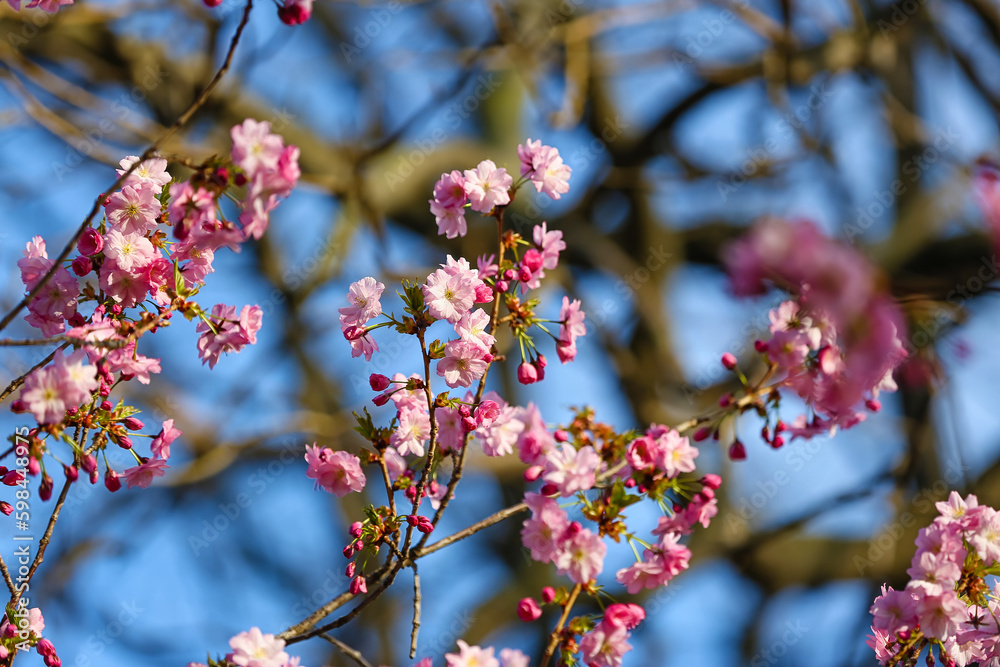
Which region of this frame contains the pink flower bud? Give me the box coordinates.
[624,478,636,488]
[518,267,532,282]
[27,456,40,476]
[343,544,354,558]
[461,416,477,432]
[0,502,11,516]
[104,469,121,492]
[77,228,104,256]
[63,465,79,482]
[496,280,509,292]
[541,586,556,604]
[693,427,711,442]
[540,483,559,496]
[701,473,722,490]
[123,417,144,431]
[81,454,98,474]
[728,440,747,461]
[343,325,366,341]
[517,597,542,622]
[865,399,881,412]
[10,399,26,413]
[754,339,768,353]
[115,435,133,450]
[3,470,24,486]
[71,256,92,277]
[775,420,787,433]
[89,468,99,484]
[372,392,392,407]
[721,352,737,370]
[458,405,472,418]
[523,465,544,482]
[771,435,785,449]
[350,521,364,538]
[345,562,356,578]
[517,362,538,385]
[369,374,391,391]
[503,269,516,281]
[39,474,53,501]
[553,430,568,442]
[100,400,113,411]
[533,359,546,381]
[719,393,732,408]
[350,575,367,595]
[604,603,645,630]
[415,516,433,533]
[278,0,312,25]
[522,249,544,273]
[203,0,223,6]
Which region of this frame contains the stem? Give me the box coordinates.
[539,583,582,667]
[409,565,421,658]
[320,634,375,667]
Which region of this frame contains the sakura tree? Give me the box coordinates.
[2,0,1000,666]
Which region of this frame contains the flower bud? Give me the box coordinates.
[77,228,104,256]
[474,284,494,303]
[721,352,738,370]
[369,374,391,391]
[345,562,356,578]
[517,597,542,622]
[540,483,559,496]
[63,465,79,482]
[474,400,501,427]
[522,249,544,273]
[39,474,53,501]
[0,502,11,516]
[692,427,711,442]
[553,430,568,442]
[350,575,367,595]
[104,469,122,492]
[541,586,556,604]
[517,362,538,385]
[350,521,364,538]
[728,440,747,461]
[701,473,722,490]
[122,417,144,431]
[71,256,93,277]
[523,465,544,482]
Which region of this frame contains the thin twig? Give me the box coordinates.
[409,564,421,658]
[319,633,375,667]
[0,553,15,596]
[539,583,582,667]
[0,344,68,403]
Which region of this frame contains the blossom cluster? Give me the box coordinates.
[0,608,57,666]
[9,118,296,508]
[722,218,909,448]
[867,492,1000,666]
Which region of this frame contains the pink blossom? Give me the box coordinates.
[463,160,512,213]
[105,184,160,235]
[228,627,290,667]
[558,296,586,362]
[123,459,169,489]
[104,341,162,384]
[533,223,565,270]
[436,406,465,453]
[103,229,157,272]
[445,641,499,667]
[870,585,919,634]
[498,648,529,667]
[151,419,182,459]
[969,507,1000,565]
[117,155,171,194]
[474,405,524,457]
[389,373,427,412]
[913,587,967,640]
[554,524,606,583]
[231,119,285,179]
[543,444,601,496]
[647,425,698,478]
[521,492,570,563]
[455,309,495,352]
[616,533,690,593]
[518,139,572,200]
[304,444,366,496]
[168,182,217,240]
[424,267,477,323]
[517,598,542,622]
[338,277,385,326]
[99,259,150,309]
[603,603,645,630]
[437,340,488,388]
[20,350,97,424]
[391,409,431,457]
[196,304,263,369]
[431,200,468,239]
[516,403,554,465]
[433,170,468,208]
[580,622,631,667]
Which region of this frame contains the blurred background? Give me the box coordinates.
[2,0,1000,664]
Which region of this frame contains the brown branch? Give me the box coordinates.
[539,583,582,667]
[0,344,68,403]
[319,633,375,667]
[409,564,421,659]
